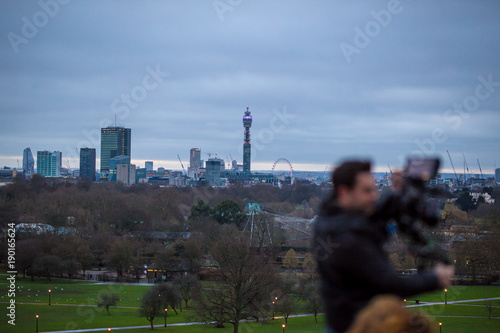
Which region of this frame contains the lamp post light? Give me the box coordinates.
[403,299,406,308]
[439,322,442,333]
[48,289,51,306]
[282,323,286,333]
[164,308,168,327]
[272,301,275,320]
[36,315,39,333]
[444,289,447,305]
[108,328,111,332]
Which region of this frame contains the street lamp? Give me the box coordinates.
[439,322,442,333]
[164,308,168,327]
[36,315,39,333]
[444,289,447,305]
[48,289,51,306]
[108,328,111,332]
[282,323,286,333]
[403,299,406,307]
[272,301,275,320]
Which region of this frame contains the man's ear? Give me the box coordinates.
[337,186,349,201]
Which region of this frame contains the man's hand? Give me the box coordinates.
[434,263,455,288]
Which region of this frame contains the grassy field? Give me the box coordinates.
[1,277,499,332]
[406,285,500,303]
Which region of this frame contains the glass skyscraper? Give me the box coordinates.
[190,148,201,174]
[108,155,131,182]
[80,148,96,181]
[23,147,35,178]
[37,151,62,177]
[100,126,131,175]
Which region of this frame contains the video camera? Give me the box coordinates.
[377,157,450,265]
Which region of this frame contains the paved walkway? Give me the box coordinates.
[406,296,500,308]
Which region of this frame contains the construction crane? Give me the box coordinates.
[447,150,459,184]
[477,158,484,179]
[17,159,21,169]
[177,154,187,176]
[388,164,393,175]
[463,152,474,181]
[321,165,329,182]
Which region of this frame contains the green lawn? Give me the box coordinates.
[406,285,500,303]
[1,278,499,333]
[1,276,153,307]
[414,303,498,317]
[426,317,500,333]
[1,304,196,333]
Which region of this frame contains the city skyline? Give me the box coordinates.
[1,1,499,173]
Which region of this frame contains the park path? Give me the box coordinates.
[406,296,500,308]
[37,297,500,333]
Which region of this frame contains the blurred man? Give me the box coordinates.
[313,160,454,333]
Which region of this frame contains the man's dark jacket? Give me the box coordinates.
[313,205,440,332]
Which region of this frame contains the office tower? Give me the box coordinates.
[243,106,252,173]
[117,164,136,185]
[190,148,201,175]
[80,148,96,181]
[37,151,62,177]
[108,155,130,182]
[22,147,35,178]
[145,161,153,172]
[206,158,222,186]
[100,126,131,174]
[496,168,500,183]
[136,168,147,182]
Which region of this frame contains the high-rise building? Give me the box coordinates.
[37,151,62,177]
[496,168,500,183]
[190,148,201,175]
[22,147,35,178]
[145,161,153,172]
[206,158,223,186]
[243,106,252,173]
[100,126,131,175]
[108,155,130,182]
[117,164,136,185]
[80,148,96,181]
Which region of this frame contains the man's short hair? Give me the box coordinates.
[332,160,372,195]
[320,160,371,216]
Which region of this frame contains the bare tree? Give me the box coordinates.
[174,273,199,309]
[139,288,163,330]
[451,226,491,283]
[276,277,296,325]
[195,230,278,333]
[97,292,120,315]
[156,282,181,314]
[299,253,323,323]
[107,237,136,281]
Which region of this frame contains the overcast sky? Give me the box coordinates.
[1,0,499,173]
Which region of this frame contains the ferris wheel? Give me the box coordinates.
[271,158,293,178]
